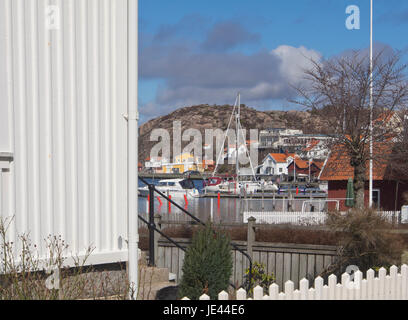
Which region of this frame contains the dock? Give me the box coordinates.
[200,192,327,199]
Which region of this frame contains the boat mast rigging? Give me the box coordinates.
[212,93,257,182]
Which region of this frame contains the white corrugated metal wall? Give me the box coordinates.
[0,0,129,265]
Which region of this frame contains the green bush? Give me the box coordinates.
[178,224,233,300]
[243,262,275,294]
[320,208,405,278]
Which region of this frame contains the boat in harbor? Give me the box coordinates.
[203,176,224,193]
[138,178,200,199]
[256,180,279,193]
[219,180,260,195]
[204,93,278,196]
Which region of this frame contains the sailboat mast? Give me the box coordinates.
[236,93,240,181]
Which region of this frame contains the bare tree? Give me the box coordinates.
[292,50,408,209]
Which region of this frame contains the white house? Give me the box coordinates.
[259,153,298,176]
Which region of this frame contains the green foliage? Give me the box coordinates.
[321,208,405,278]
[243,262,275,294]
[178,224,233,300]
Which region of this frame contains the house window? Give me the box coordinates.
[279,168,283,173]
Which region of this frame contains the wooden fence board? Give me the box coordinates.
[283,253,292,285]
[307,255,315,280]
[315,255,324,275]
[268,252,276,279]
[156,239,337,287]
[171,247,179,278]
[276,253,284,289]
[299,254,308,281]
[291,254,300,288]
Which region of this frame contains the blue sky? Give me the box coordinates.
[139,0,408,123]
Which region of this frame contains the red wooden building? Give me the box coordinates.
[319,143,408,211]
[287,159,324,180]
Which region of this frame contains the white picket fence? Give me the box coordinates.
[243,211,328,225]
[380,211,402,223]
[243,211,402,225]
[182,265,408,300]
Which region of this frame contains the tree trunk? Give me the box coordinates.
[353,159,366,209]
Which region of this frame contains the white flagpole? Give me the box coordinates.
[369,0,373,208]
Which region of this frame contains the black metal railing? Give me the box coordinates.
[138,215,187,254]
[138,176,253,291]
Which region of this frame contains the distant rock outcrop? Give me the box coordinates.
[138,104,329,163]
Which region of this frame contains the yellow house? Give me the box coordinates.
[162,153,205,173]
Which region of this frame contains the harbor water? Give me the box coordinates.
[138,178,328,224]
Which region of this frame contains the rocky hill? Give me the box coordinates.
[138,104,329,163]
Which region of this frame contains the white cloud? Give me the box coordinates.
[271,45,322,86]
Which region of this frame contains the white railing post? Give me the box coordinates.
[336,283,343,300]
[347,285,355,300]
[322,285,329,300]
[199,294,210,300]
[354,270,363,300]
[253,285,264,300]
[341,273,350,299]
[285,280,294,300]
[308,287,316,300]
[236,288,247,300]
[366,269,375,300]
[218,290,229,300]
[314,276,324,300]
[328,274,337,300]
[269,283,279,300]
[385,275,391,300]
[300,278,309,300]
[378,267,386,300]
[397,273,403,300]
[373,277,380,300]
[390,265,398,300]
[361,279,368,300]
[402,264,408,300]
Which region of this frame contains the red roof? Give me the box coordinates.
[319,142,391,181]
[289,159,323,170]
[292,159,309,169]
[269,153,297,163]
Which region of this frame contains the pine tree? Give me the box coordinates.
[178,224,233,300]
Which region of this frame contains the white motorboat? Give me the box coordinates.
[138,179,200,199]
[256,180,279,193]
[215,180,260,195]
[203,176,224,193]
